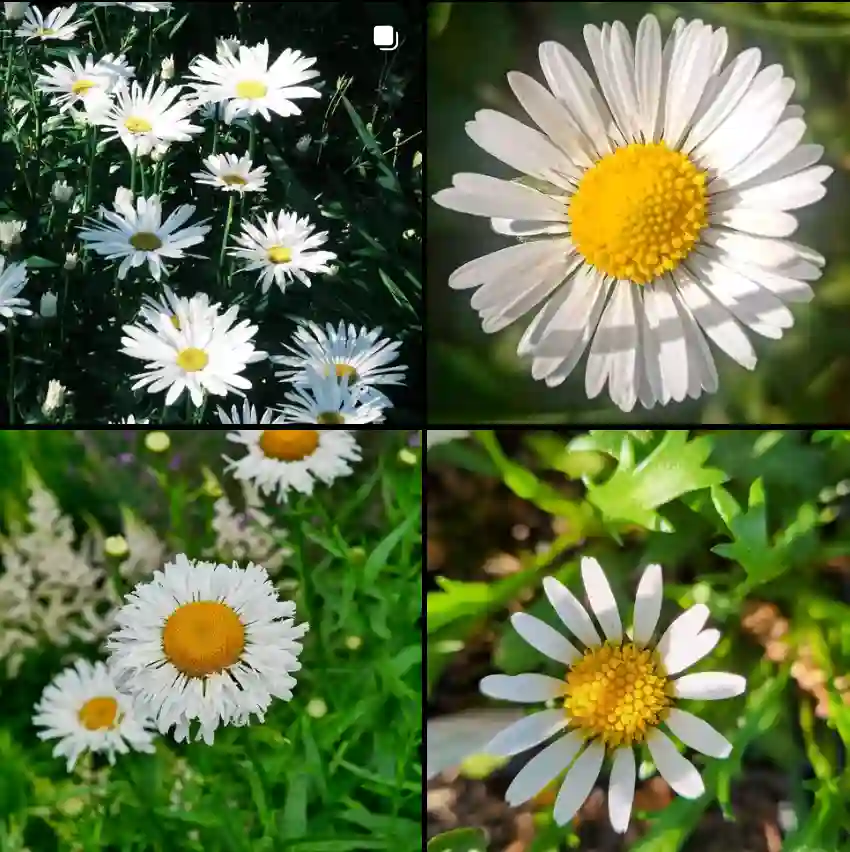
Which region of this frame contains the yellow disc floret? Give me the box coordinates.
[564,641,671,749]
[569,142,708,285]
[259,429,320,461]
[162,600,246,678]
[78,696,121,731]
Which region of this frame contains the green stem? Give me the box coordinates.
[7,323,13,426]
[218,194,235,286]
[184,392,192,423]
[130,150,137,194]
[60,269,70,347]
[211,117,219,155]
[84,126,97,213]
[139,156,148,197]
[93,10,108,51]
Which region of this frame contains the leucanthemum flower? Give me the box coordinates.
[216,399,286,425]
[272,321,406,391]
[224,428,361,503]
[91,1,172,11]
[32,659,157,771]
[229,210,336,295]
[433,14,831,412]
[106,554,308,744]
[279,369,388,424]
[426,430,471,449]
[193,98,252,129]
[120,295,266,407]
[479,558,746,832]
[0,256,32,331]
[78,192,211,281]
[93,77,202,156]
[185,40,321,124]
[192,153,268,195]
[0,219,25,251]
[17,3,85,40]
[36,51,134,112]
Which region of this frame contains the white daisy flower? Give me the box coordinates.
[35,51,134,112]
[191,153,269,195]
[278,369,388,425]
[185,40,321,124]
[111,415,149,424]
[106,553,308,745]
[425,430,471,449]
[215,35,240,59]
[0,257,32,331]
[93,77,202,157]
[216,399,286,425]
[193,99,252,129]
[272,320,406,392]
[77,192,211,281]
[224,428,361,502]
[41,379,66,414]
[138,284,219,329]
[433,14,832,412]
[229,211,336,295]
[479,558,746,832]
[32,659,157,771]
[0,219,25,251]
[90,1,172,11]
[16,3,85,40]
[120,295,267,407]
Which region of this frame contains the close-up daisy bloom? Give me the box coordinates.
[105,554,308,745]
[0,256,32,331]
[184,41,321,124]
[223,428,361,503]
[35,52,134,112]
[433,13,831,412]
[16,3,86,40]
[120,295,267,407]
[278,369,388,424]
[32,659,157,771]
[191,152,269,195]
[216,399,286,425]
[78,192,211,281]
[478,557,745,832]
[229,210,336,295]
[271,320,407,391]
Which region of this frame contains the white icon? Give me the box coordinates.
[373,25,398,51]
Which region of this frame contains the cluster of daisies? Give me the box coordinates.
[33,428,360,767]
[0,2,407,424]
[434,13,832,412]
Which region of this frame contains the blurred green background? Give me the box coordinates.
[427,2,850,424]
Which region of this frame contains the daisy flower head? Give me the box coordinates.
[0,219,25,251]
[0,256,32,331]
[426,430,471,449]
[93,77,202,156]
[272,321,406,391]
[479,558,746,832]
[433,14,831,412]
[105,554,308,745]
[78,192,211,281]
[278,369,388,425]
[224,428,361,503]
[185,41,321,124]
[216,399,286,425]
[230,210,336,295]
[36,51,135,112]
[192,152,269,195]
[120,295,267,407]
[32,659,157,771]
[17,3,85,40]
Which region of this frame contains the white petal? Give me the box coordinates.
[483,709,570,757]
[511,612,580,665]
[449,240,565,291]
[632,563,663,645]
[643,280,689,403]
[542,575,601,648]
[661,628,720,675]
[673,672,747,700]
[709,207,798,239]
[553,739,605,826]
[714,165,831,213]
[608,746,636,833]
[665,707,733,759]
[480,673,567,704]
[505,729,585,806]
[491,217,570,238]
[433,173,567,220]
[646,728,705,799]
[580,557,623,642]
[655,604,710,661]
[733,143,824,192]
[634,14,663,141]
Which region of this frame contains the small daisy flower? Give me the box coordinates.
[426,430,471,449]
[78,192,211,281]
[0,219,25,251]
[17,3,85,40]
[120,295,267,407]
[51,179,74,203]
[216,35,240,59]
[41,379,66,414]
[479,558,746,832]
[185,40,321,124]
[216,399,286,425]
[278,369,388,425]
[272,320,406,391]
[192,153,268,195]
[90,1,172,11]
[0,257,32,331]
[230,210,336,295]
[160,54,175,80]
[36,52,134,112]
[93,77,202,157]
[193,99,252,129]
[106,554,308,744]
[433,14,832,412]
[32,659,157,771]
[224,428,361,502]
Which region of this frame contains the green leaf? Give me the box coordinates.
[25,255,59,268]
[363,507,419,582]
[427,828,487,852]
[567,429,655,458]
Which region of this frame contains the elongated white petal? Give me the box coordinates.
[580,557,623,642]
[665,707,733,758]
[483,709,570,757]
[655,604,710,660]
[661,628,720,675]
[480,673,566,704]
[632,563,663,645]
[553,739,606,825]
[505,730,585,806]
[673,672,747,700]
[542,575,601,648]
[646,728,705,799]
[511,612,580,665]
[608,746,637,833]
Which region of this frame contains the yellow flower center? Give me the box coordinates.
[124,116,153,134]
[266,245,292,264]
[327,362,359,383]
[222,174,247,186]
[259,429,320,461]
[317,412,346,425]
[37,28,56,36]
[569,142,708,285]
[129,231,162,251]
[162,600,245,678]
[235,79,268,100]
[77,696,121,731]
[175,347,209,373]
[72,79,96,95]
[564,641,671,749]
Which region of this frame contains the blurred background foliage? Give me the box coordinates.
[427,2,850,424]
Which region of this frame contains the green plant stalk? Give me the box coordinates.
[60,268,70,347]
[139,155,148,197]
[130,150,137,194]
[218,194,235,287]
[83,125,97,214]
